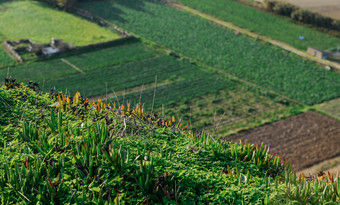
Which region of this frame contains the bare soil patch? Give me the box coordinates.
[227,111,340,171]
[277,0,340,20]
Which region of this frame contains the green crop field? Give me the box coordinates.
[0,1,121,46]
[42,55,212,97]
[0,41,156,82]
[0,48,14,67]
[177,0,339,50]
[80,0,340,105]
[110,76,299,137]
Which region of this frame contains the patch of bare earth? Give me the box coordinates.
[277,0,340,20]
[227,111,340,171]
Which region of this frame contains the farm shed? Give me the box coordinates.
[307,47,329,59]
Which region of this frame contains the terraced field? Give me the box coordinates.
[1,38,298,136]
[80,0,340,105]
[177,0,339,50]
[1,40,156,83]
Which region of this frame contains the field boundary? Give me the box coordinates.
[60,58,84,74]
[169,2,340,71]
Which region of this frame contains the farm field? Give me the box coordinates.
[228,111,340,171]
[1,38,299,136]
[317,98,340,120]
[109,78,299,137]
[42,55,207,97]
[155,87,300,137]
[1,40,157,82]
[80,0,340,105]
[177,0,340,50]
[0,1,121,46]
[277,0,340,20]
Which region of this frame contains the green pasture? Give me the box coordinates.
[0,1,121,46]
[178,0,339,50]
[80,0,340,105]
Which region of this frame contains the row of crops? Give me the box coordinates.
[80,0,340,105]
[178,0,339,50]
[0,41,156,82]
[110,74,232,110]
[42,55,207,97]
[1,37,297,135]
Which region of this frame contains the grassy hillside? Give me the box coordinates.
[0,1,121,46]
[80,0,340,105]
[0,82,339,204]
[177,0,339,50]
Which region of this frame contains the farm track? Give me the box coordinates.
[169,2,340,71]
[228,111,340,171]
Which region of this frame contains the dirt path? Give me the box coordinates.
[170,2,340,71]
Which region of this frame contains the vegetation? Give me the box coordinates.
[0,1,121,46]
[42,55,204,97]
[114,81,301,137]
[1,39,298,136]
[0,82,339,204]
[1,41,156,82]
[317,98,340,120]
[177,0,339,50]
[263,0,340,32]
[0,48,14,67]
[80,0,340,105]
[155,88,301,137]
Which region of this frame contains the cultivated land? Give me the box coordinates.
[177,0,340,50]
[229,111,340,171]
[0,1,121,46]
[80,0,340,105]
[278,0,340,20]
[317,98,340,120]
[1,0,340,203]
[1,39,297,136]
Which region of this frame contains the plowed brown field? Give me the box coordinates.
[228,111,340,171]
[278,0,340,20]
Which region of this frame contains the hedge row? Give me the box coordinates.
[263,0,340,32]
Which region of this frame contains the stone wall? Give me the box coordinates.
[3,41,23,62]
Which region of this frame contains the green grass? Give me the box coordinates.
[177,0,339,50]
[0,48,14,67]
[42,55,214,97]
[0,41,156,82]
[1,84,339,204]
[0,1,121,46]
[80,0,340,105]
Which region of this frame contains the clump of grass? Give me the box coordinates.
[0,81,339,204]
